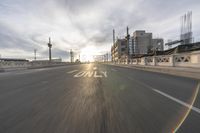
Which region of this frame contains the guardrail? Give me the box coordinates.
[116,51,200,68]
[0,61,76,72]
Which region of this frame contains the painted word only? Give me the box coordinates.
[74,71,107,78]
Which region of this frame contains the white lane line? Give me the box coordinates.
[67,70,78,74]
[111,68,117,71]
[152,88,200,114]
[128,76,200,132]
[128,76,200,114]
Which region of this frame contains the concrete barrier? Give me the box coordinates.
[0,60,79,72]
[128,50,200,68]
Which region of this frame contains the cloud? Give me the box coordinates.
[0,0,200,61]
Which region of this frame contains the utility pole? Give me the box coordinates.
[34,49,37,60]
[126,26,130,64]
[48,37,52,61]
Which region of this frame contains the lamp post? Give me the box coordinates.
[48,37,52,61]
[34,49,37,60]
[125,26,130,64]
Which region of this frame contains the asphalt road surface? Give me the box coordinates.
[0,63,200,133]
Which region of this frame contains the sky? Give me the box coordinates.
[0,0,200,61]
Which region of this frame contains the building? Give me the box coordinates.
[151,38,164,51]
[111,30,164,63]
[132,30,152,54]
[132,31,164,54]
[111,38,127,63]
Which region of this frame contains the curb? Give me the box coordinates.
[108,64,200,80]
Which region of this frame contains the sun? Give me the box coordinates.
[80,46,97,62]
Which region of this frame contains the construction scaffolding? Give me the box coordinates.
[180,11,193,45]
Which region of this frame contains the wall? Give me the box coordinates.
[0,61,71,72]
[125,51,200,68]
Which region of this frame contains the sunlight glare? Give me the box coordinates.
[80,46,97,62]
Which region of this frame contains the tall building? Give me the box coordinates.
[132,30,152,54]
[111,30,164,63]
[131,31,164,54]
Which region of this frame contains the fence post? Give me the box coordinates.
[153,56,157,66]
[171,55,175,67]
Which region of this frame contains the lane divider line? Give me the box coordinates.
[127,77,200,114]
[152,86,200,114]
[128,76,200,132]
[67,70,78,74]
[172,83,200,132]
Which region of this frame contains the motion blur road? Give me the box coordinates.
[0,63,200,133]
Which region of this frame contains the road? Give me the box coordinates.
[0,63,200,133]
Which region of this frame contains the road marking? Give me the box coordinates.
[152,88,200,114]
[101,71,107,77]
[74,71,86,77]
[173,83,200,132]
[67,70,78,74]
[128,76,200,132]
[111,68,117,71]
[73,71,107,78]
[84,71,93,77]
[94,71,103,78]
[128,76,200,114]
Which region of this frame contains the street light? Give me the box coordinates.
[48,37,52,61]
[34,49,37,60]
[125,26,130,64]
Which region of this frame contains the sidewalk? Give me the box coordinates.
[108,63,200,80]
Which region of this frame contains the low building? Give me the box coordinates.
[111,38,127,63]
[151,38,164,51]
